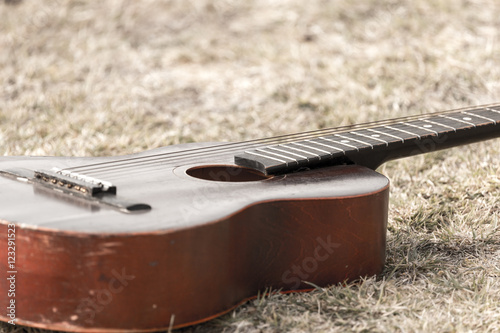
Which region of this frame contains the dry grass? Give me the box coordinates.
[1,0,500,332]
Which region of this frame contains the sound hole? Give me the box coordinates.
[186,165,271,182]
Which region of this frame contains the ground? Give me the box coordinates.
[1,0,499,332]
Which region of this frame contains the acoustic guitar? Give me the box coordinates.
[1,103,499,332]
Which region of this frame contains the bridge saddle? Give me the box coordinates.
[34,168,117,197]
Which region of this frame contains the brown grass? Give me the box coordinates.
[1,0,500,332]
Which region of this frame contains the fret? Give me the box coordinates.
[421,119,457,133]
[429,115,472,130]
[334,134,373,149]
[397,123,439,137]
[449,111,493,126]
[351,131,389,147]
[366,128,405,143]
[461,111,495,123]
[380,126,420,140]
[440,115,476,127]
[487,106,500,113]
[244,150,288,164]
[256,148,296,162]
[467,108,500,124]
[384,125,421,139]
[320,136,360,151]
[268,146,307,159]
[282,144,323,159]
[305,139,345,154]
[403,122,439,135]
[291,142,332,155]
[428,111,494,131]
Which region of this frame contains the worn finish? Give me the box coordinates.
[0,142,389,332]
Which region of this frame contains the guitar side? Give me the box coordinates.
[0,144,389,332]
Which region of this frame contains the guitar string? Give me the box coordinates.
[102,104,500,179]
[66,110,451,174]
[65,103,500,175]
[65,115,421,173]
[67,103,500,176]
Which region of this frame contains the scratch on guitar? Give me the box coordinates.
[75,268,135,324]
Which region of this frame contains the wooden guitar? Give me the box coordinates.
[1,103,500,332]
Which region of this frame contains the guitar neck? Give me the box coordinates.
[235,104,500,174]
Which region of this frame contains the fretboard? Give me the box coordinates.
[234,104,500,174]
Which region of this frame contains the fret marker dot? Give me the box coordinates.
[463,117,472,121]
[371,134,380,138]
[423,124,432,128]
[341,140,350,143]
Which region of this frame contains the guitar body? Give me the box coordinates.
[0,142,389,332]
